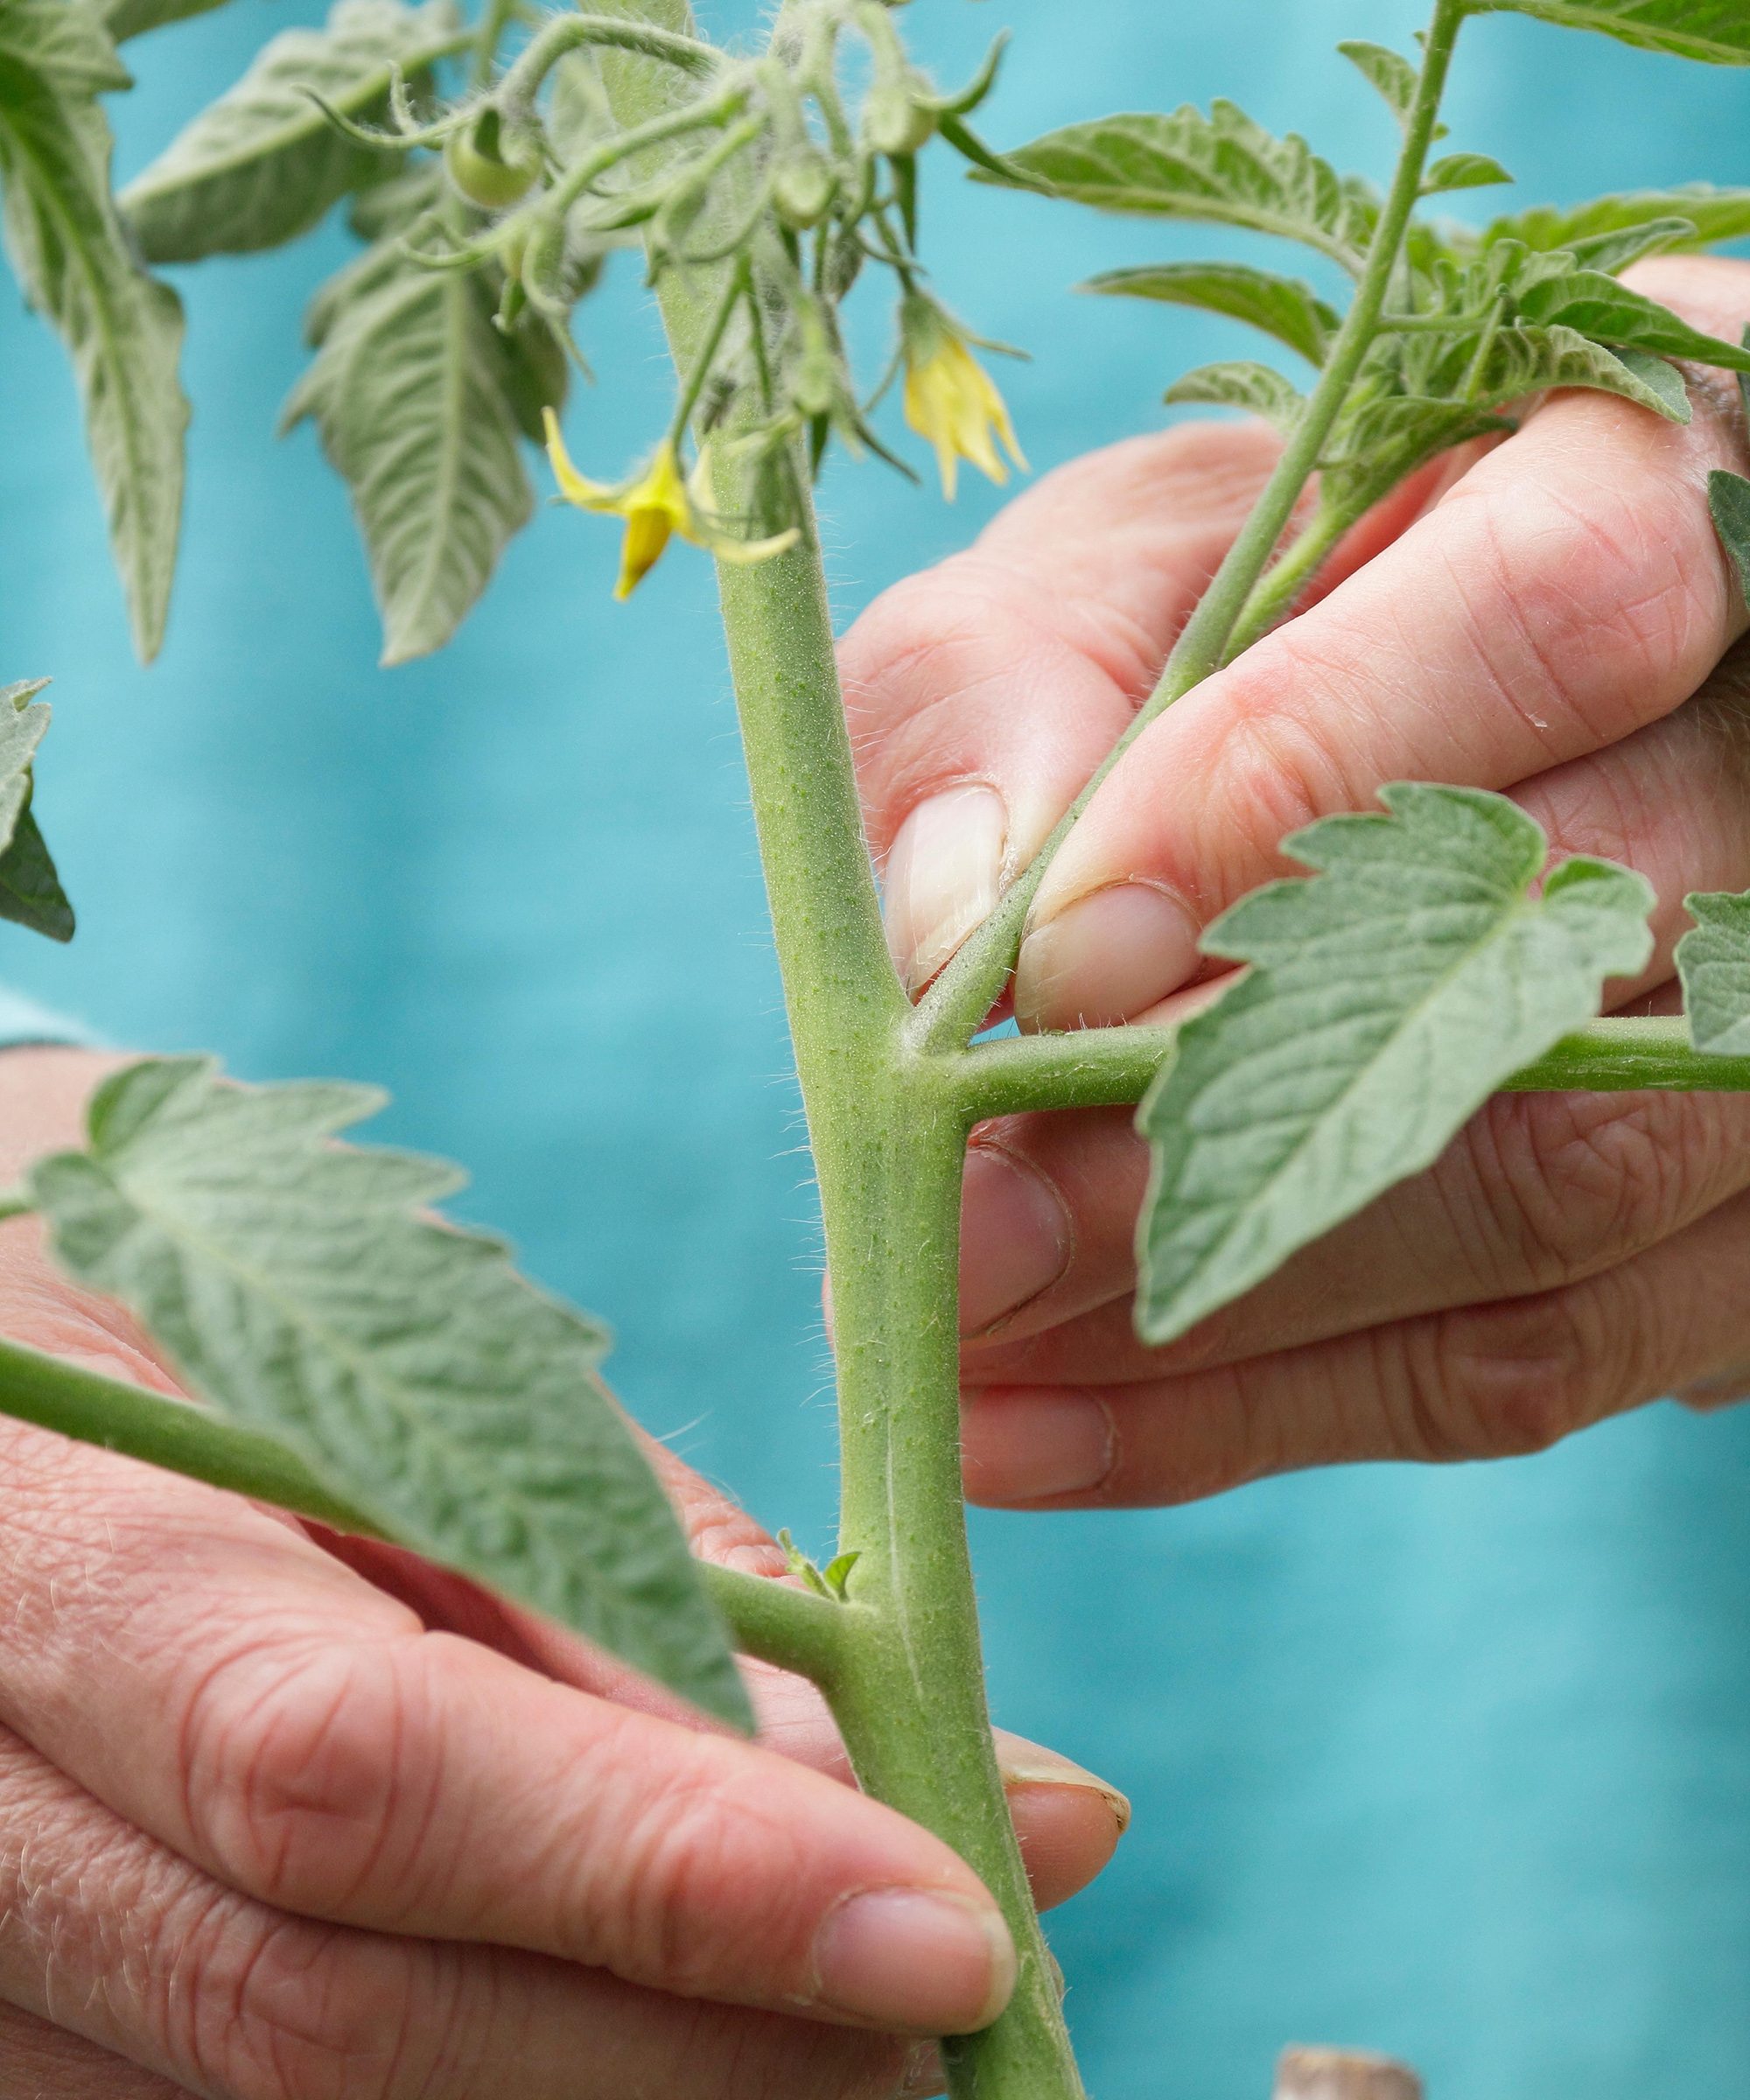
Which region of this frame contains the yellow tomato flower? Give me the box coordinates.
[544,410,800,598]
[901,302,1026,500]
[544,410,690,599]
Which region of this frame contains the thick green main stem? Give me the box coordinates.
[708,535,1082,2100]
[600,6,1084,2091]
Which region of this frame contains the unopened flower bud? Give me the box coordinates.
[823,227,864,299]
[862,78,935,157]
[788,293,839,416]
[792,345,838,417]
[774,147,836,229]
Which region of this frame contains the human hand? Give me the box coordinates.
[844,253,1750,1510]
[0,1049,1124,2100]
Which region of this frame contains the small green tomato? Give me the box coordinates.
[444,109,538,210]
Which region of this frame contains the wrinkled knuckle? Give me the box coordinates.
[615,1773,753,1988]
[180,1638,418,1918]
[839,560,1012,710]
[1200,698,1336,886]
[1447,480,1695,740]
[838,564,1037,837]
[1474,1094,1692,1288]
[632,1435,787,1579]
[687,1503,788,1579]
[1571,507,1712,676]
[1426,1292,1593,1460]
[181,1908,458,2100]
[587,1754,806,1993]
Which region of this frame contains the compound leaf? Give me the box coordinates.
[282,187,563,663]
[0,685,49,856]
[1563,217,1700,274]
[27,1057,748,1728]
[1318,318,1687,528]
[102,0,233,42]
[0,683,72,941]
[1710,466,1750,606]
[1165,359,1305,432]
[1318,388,1509,520]
[119,0,465,262]
[1083,261,1340,366]
[1487,184,1750,256]
[1423,151,1514,194]
[1472,324,1690,416]
[1677,891,1750,1054]
[1513,267,1750,367]
[0,0,186,662]
[1135,785,1654,1345]
[1336,39,1420,128]
[982,102,1377,273]
[1471,2,1750,63]
[0,808,74,942]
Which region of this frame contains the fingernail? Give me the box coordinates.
[813,1888,1016,2034]
[1014,883,1200,1031]
[994,1731,1131,1835]
[958,1146,1071,1335]
[884,786,1008,995]
[960,1389,1114,1503]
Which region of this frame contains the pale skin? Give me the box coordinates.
[0,1051,1122,2100]
[848,257,1750,1504]
[9,251,1750,2093]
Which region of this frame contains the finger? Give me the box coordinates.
[993,1730,1130,1903]
[956,668,1750,1353]
[311,1442,1126,1913]
[844,422,1289,992]
[0,1426,1013,2037]
[1674,1362,1750,1410]
[864,432,1497,999]
[1013,256,1750,1028]
[302,1415,796,1724]
[1509,636,1750,1002]
[959,1180,1750,1508]
[0,1720,924,2100]
[0,2002,191,2100]
[322,1532,1130,1915]
[964,1083,1750,1398]
[743,1651,1128,1909]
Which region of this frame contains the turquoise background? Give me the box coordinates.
[4,3,1750,2091]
